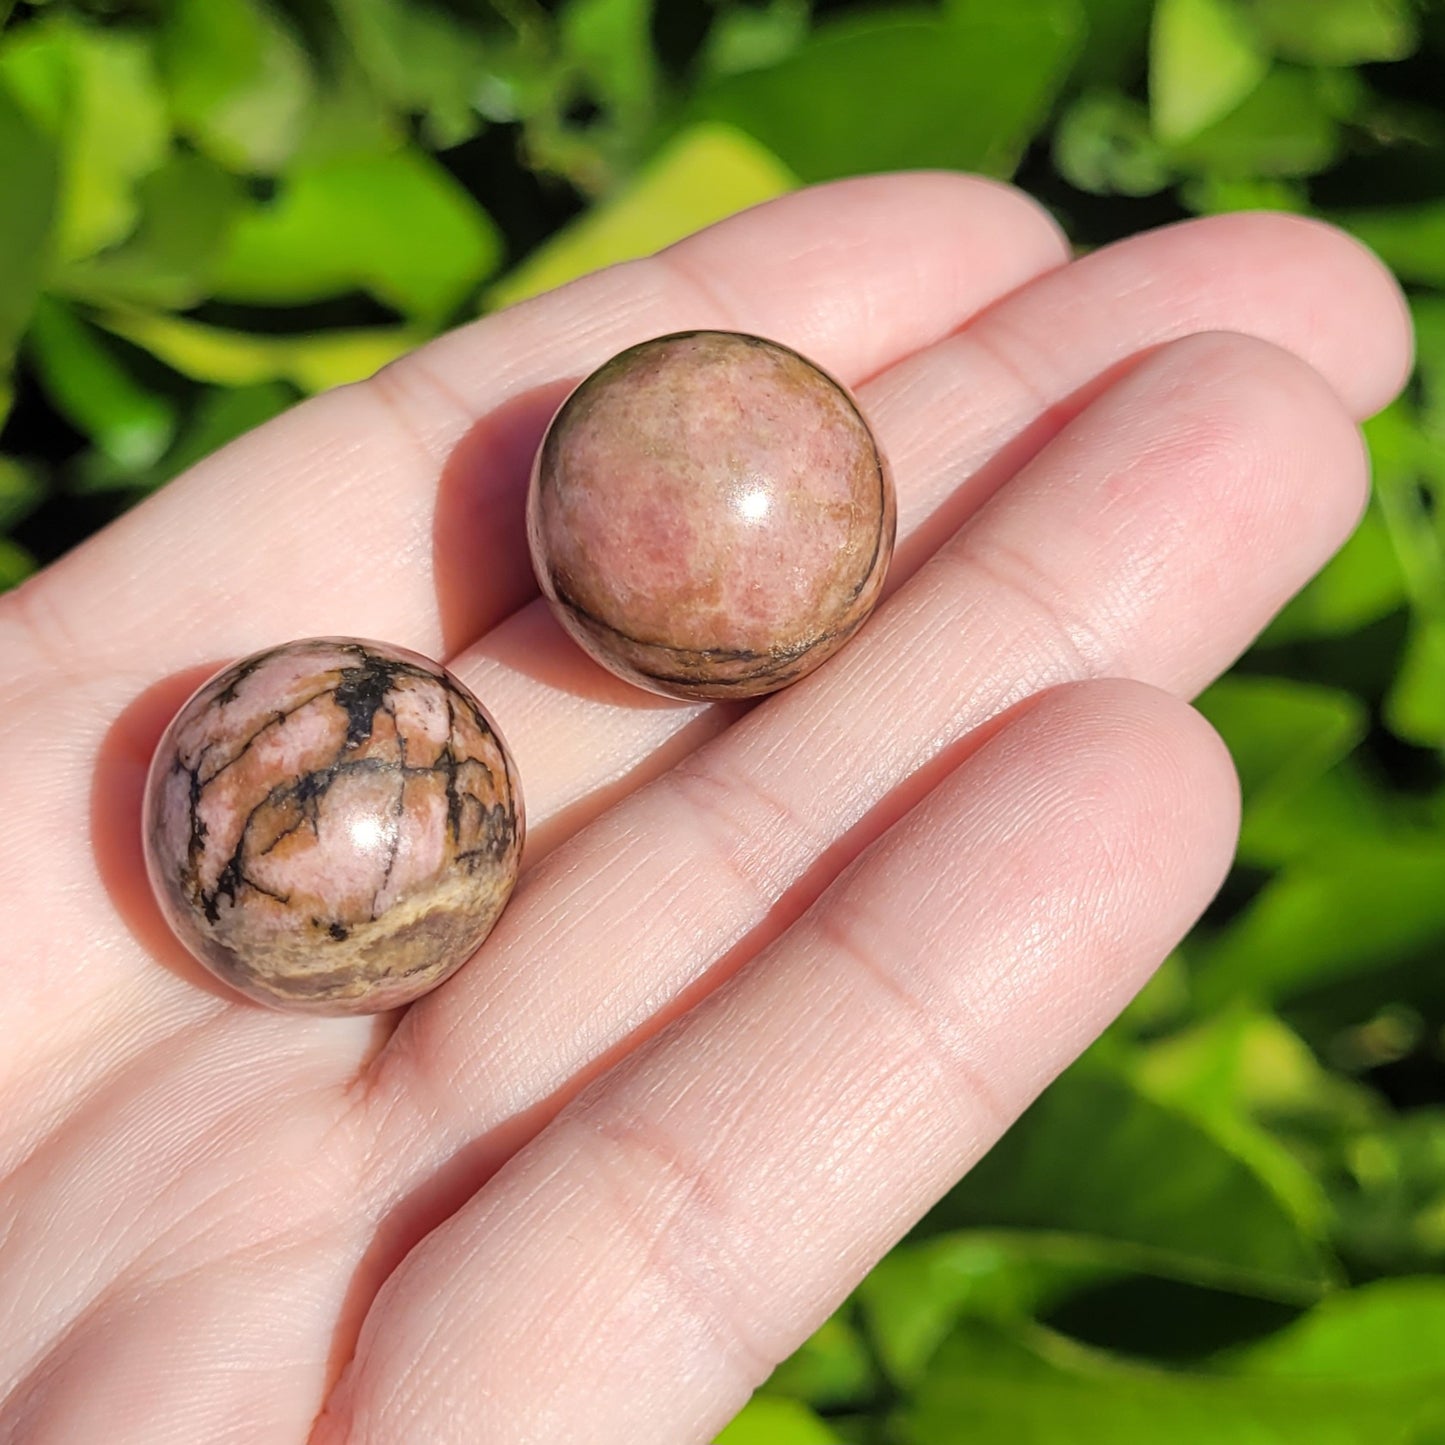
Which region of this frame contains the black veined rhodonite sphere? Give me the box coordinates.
[143,638,523,1014]
[527,330,895,700]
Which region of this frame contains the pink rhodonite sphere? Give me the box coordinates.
[527,330,895,699]
[143,638,523,1014]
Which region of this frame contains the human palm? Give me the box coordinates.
[0,175,1411,1443]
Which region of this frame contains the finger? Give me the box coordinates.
[6,173,1067,687]
[317,679,1239,1445]
[429,210,1409,847]
[371,329,1362,1172]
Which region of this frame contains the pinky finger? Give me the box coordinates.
[316,679,1239,1445]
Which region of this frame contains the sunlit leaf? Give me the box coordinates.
[1195,675,1366,861]
[1169,66,1339,176]
[701,0,811,76]
[715,1396,840,1445]
[0,537,36,591]
[901,1314,1444,1443]
[59,150,242,310]
[159,0,312,174]
[213,150,501,321]
[26,297,175,470]
[487,123,795,309]
[1196,839,1445,1008]
[1247,0,1418,66]
[1151,0,1269,142]
[0,18,168,263]
[0,79,57,363]
[917,1055,1334,1299]
[691,2,1082,182]
[95,308,420,392]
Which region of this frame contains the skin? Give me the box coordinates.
[0,173,1412,1444]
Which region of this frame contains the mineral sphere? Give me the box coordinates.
[527,330,895,700]
[142,638,523,1014]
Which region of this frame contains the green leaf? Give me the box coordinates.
[858,1231,1124,1387]
[1053,89,1173,196]
[0,537,36,591]
[1262,502,1408,644]
[901,1315,1444,1444]
[1195,838,1445,1008]
[917,1055,1334,1299]
[1387,617,1445,747]
[487,123,795,310]
[690,2,1083,183]
[154,381,294,485]
[0,18,168,263]
[330,0,490,148]
[0,78,57,362]
[1151,0,1269,143]
[761,1312,876,1410]
[58,150,242,310]
[159,0,312,174]
[701,0,811,77]
[0,456,45,531]
[94,308,420,393]
[1336,203,1445,287]
[1225,1279,1445,1381]
[1169,66,1339,177]
[1195,675,1366,861]
[212,150,502,322]
[560,0,658,162]
[715,1396,840,1445]
[1246,0,1418,66]
[26,297,175,470]
[1073,0,1156,85]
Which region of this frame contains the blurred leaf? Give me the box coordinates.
[1196,675,1366,860]
[487,123,795,309]
[900,1314,1444,1443]
[95,309,419,392]
[1073,0,1155,84]
[715,1397,840,1445]
[1181,174,1309,212]
[159,0,312,174]
[1196,838,1445,1007]
[1170,66,1340,177]
[330,0,489,148]
[0,18,168,263]
[213,151,501,321]
[691,3,1082,183]
[918,1055,1334,1299]
[761,1312,876,1409]
[1338,203,1445,286]
[59,151,242,310]
[560,0,658,162]
[1151,0,1269,143]
[0,456,45,530]
[0,537,36,591]
[1387,617,1445,748]
[0,79,57,363]
[1054,89,1173,195]
[1246,0,1418,66]
[1331,1111,1445,1276]
[26,297,174,470]
[701,0,811,77]
[1225,1278,1445,1380]
[859,1231,1124,1387]
[1263,503,1408,643]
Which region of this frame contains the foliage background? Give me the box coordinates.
[3,0,1445,1438]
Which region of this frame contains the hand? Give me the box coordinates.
[0,174,1410,1443]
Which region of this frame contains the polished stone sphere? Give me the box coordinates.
[527,330,895,700]
[143,638,523,1014]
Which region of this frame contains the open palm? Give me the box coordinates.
[0,174,1411,1443]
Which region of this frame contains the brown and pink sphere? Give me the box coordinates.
[143,638,523,1014]
[527,331,895,700]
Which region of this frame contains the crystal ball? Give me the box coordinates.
[142,638,523,1014]
[527,330,895,700]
